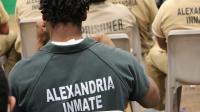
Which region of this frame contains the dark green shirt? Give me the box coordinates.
[9,38,149,112]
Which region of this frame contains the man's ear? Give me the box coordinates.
[9,96,16,112]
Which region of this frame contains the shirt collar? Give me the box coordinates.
[51,38,84,46]
[40,38,97,54]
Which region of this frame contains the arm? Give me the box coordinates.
[0,22,9,34]
[128,58,160,108]
[156,36,167,51]
[0,2,9,34]
[138,76,160,108]
[9,96,16,112]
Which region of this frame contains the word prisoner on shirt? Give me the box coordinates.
[46,76,115,112]
[82,19,124,34]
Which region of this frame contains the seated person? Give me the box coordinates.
[82,0,141,58]
[15,0,43,54]
[108,0,158,57]
[145,0,200,110]
[9,0,160,111]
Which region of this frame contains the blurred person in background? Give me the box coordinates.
[15,0,43,54]
[82,0,140,59]
[9,0,160,111]
[131,0,158,57]
[0,1,19,76]
[109,0,158,57]
[146,0,200,111]
[107,0,164,111]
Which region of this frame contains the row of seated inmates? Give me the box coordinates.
[1,0,200,111]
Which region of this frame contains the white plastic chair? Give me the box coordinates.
[19,17,41,58]
[166,30,200,112]
[107,33,130,51]
[106,27,142,62]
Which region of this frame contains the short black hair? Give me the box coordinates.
[0,67,9,112]
[40,0,90,27]
[90,0,106,4]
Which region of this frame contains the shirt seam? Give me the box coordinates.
[25,53,54,111]
[88,48,130,92]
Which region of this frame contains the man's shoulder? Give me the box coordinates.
[9,51,52,85]
[89,43,138,66]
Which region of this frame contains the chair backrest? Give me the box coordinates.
[107,27,142,61]
[19,18,40,58]
[168,30,200,85]
[107,33,130,51]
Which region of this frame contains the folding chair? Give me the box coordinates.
[166,29,200,112]
[106,27,142,62]
[19,17,41,58]
[107,33,130,51]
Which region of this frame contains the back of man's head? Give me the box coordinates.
[40,0,90,27]
[0,67,9,112]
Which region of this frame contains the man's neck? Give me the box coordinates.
[50,23,82,42]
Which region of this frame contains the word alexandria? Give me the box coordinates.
[46,76,115,112]
[46,76,115,102]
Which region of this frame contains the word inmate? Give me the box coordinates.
[46,76,115,112]
[177,7,200,24]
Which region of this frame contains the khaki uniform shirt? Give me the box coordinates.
[0,1,14,57]
[152,0,200,38]
[83,2,141,59]
[108,0,136,9]
[109,0,158,56]
[0,1,9,24]
[15,0,41,53]
[15,0,41,21]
